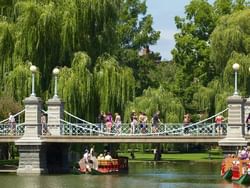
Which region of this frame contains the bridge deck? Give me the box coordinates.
[0,135,226,143]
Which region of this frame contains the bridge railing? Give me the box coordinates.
[58,122,228,136]
[0,110,25,136]
[59,109,229,136]
[0,123,25,136]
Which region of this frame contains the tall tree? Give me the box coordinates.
[94,54,135,116]
[116,0,160,95]
[117,0,160,50]
[57,52,94,120]
[172,0,216,87]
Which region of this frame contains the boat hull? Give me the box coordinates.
[74,156,128,175]
[222,169,232,180]
[234,174,250,185]
[221,157,250,184]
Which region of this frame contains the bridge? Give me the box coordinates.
[0,66,249,175]
[0,108,229,143]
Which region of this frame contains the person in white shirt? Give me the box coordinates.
[83,149,89,163]
[104,152,112,160]
[8,112,16,134]
[97,153,105,160]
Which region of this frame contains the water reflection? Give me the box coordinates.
[0,161,250,188]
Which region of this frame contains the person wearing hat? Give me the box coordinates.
[97,153,104,160]
[104,152,112,160]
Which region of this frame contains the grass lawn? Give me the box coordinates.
[118,152,224,162]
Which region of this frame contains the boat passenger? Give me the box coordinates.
[240,148,248,160]
[78,158,87,173]
[238,150,242,158]
[83,149,89,163]
[97,153,105,160]
[92,153,98,170]
[90,146,95,158]
[105,152,112,160]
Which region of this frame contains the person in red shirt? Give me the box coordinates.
[215,115,224,135]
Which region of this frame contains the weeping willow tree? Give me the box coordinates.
[124,87,184,123]
[0,21,15,84]
[191,78,232,117]
[14,1,61,92]
[0,0,121,101]
[57,52,93,120]
[0,0,16,21]
[192,85,215,114]
[3,60,41,101]
[207,79,231,113]
[94,55,135,116]
[210,9,250,77]
[72,0,120,62]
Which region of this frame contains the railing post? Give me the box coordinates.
[90,124,93,135]
[196,124,199,136]
[70,123,72,135]
[212,123,215,136]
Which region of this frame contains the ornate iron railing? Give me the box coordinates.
[58,122,228,136]
[0,110,25,136]
[0,109,229,137]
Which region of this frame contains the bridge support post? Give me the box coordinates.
[47,97,64,135]
[219,95,247,151]
[15,96,48,174]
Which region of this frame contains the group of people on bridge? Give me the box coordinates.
[98,110,161,135]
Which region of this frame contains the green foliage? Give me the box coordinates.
[124,87,184,123]
[0,21,15,83]
[3,61,40,101]
[172,0,215,86]
[0,96,22,119]
[117,0,160,50]
[213,0,233,15]
[192,85,215,113]
[57,52,93,120]
[94,54,135,115]
[1,0,250,124]
[210,9,250,77]
[222,52,250,96]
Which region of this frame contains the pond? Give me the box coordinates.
[0,161,247,188]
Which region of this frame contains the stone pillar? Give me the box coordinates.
[15,96,48,174]
[47,97,64,135]
[219,95,247,147]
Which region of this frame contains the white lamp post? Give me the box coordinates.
[232,63,240,96]
[30,65,37,97]
[53,67,60,99]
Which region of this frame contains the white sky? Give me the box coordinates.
[146,0,214,60]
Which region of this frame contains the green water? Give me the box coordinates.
[0,161,247,188]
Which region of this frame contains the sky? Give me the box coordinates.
[146,0,214,61]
